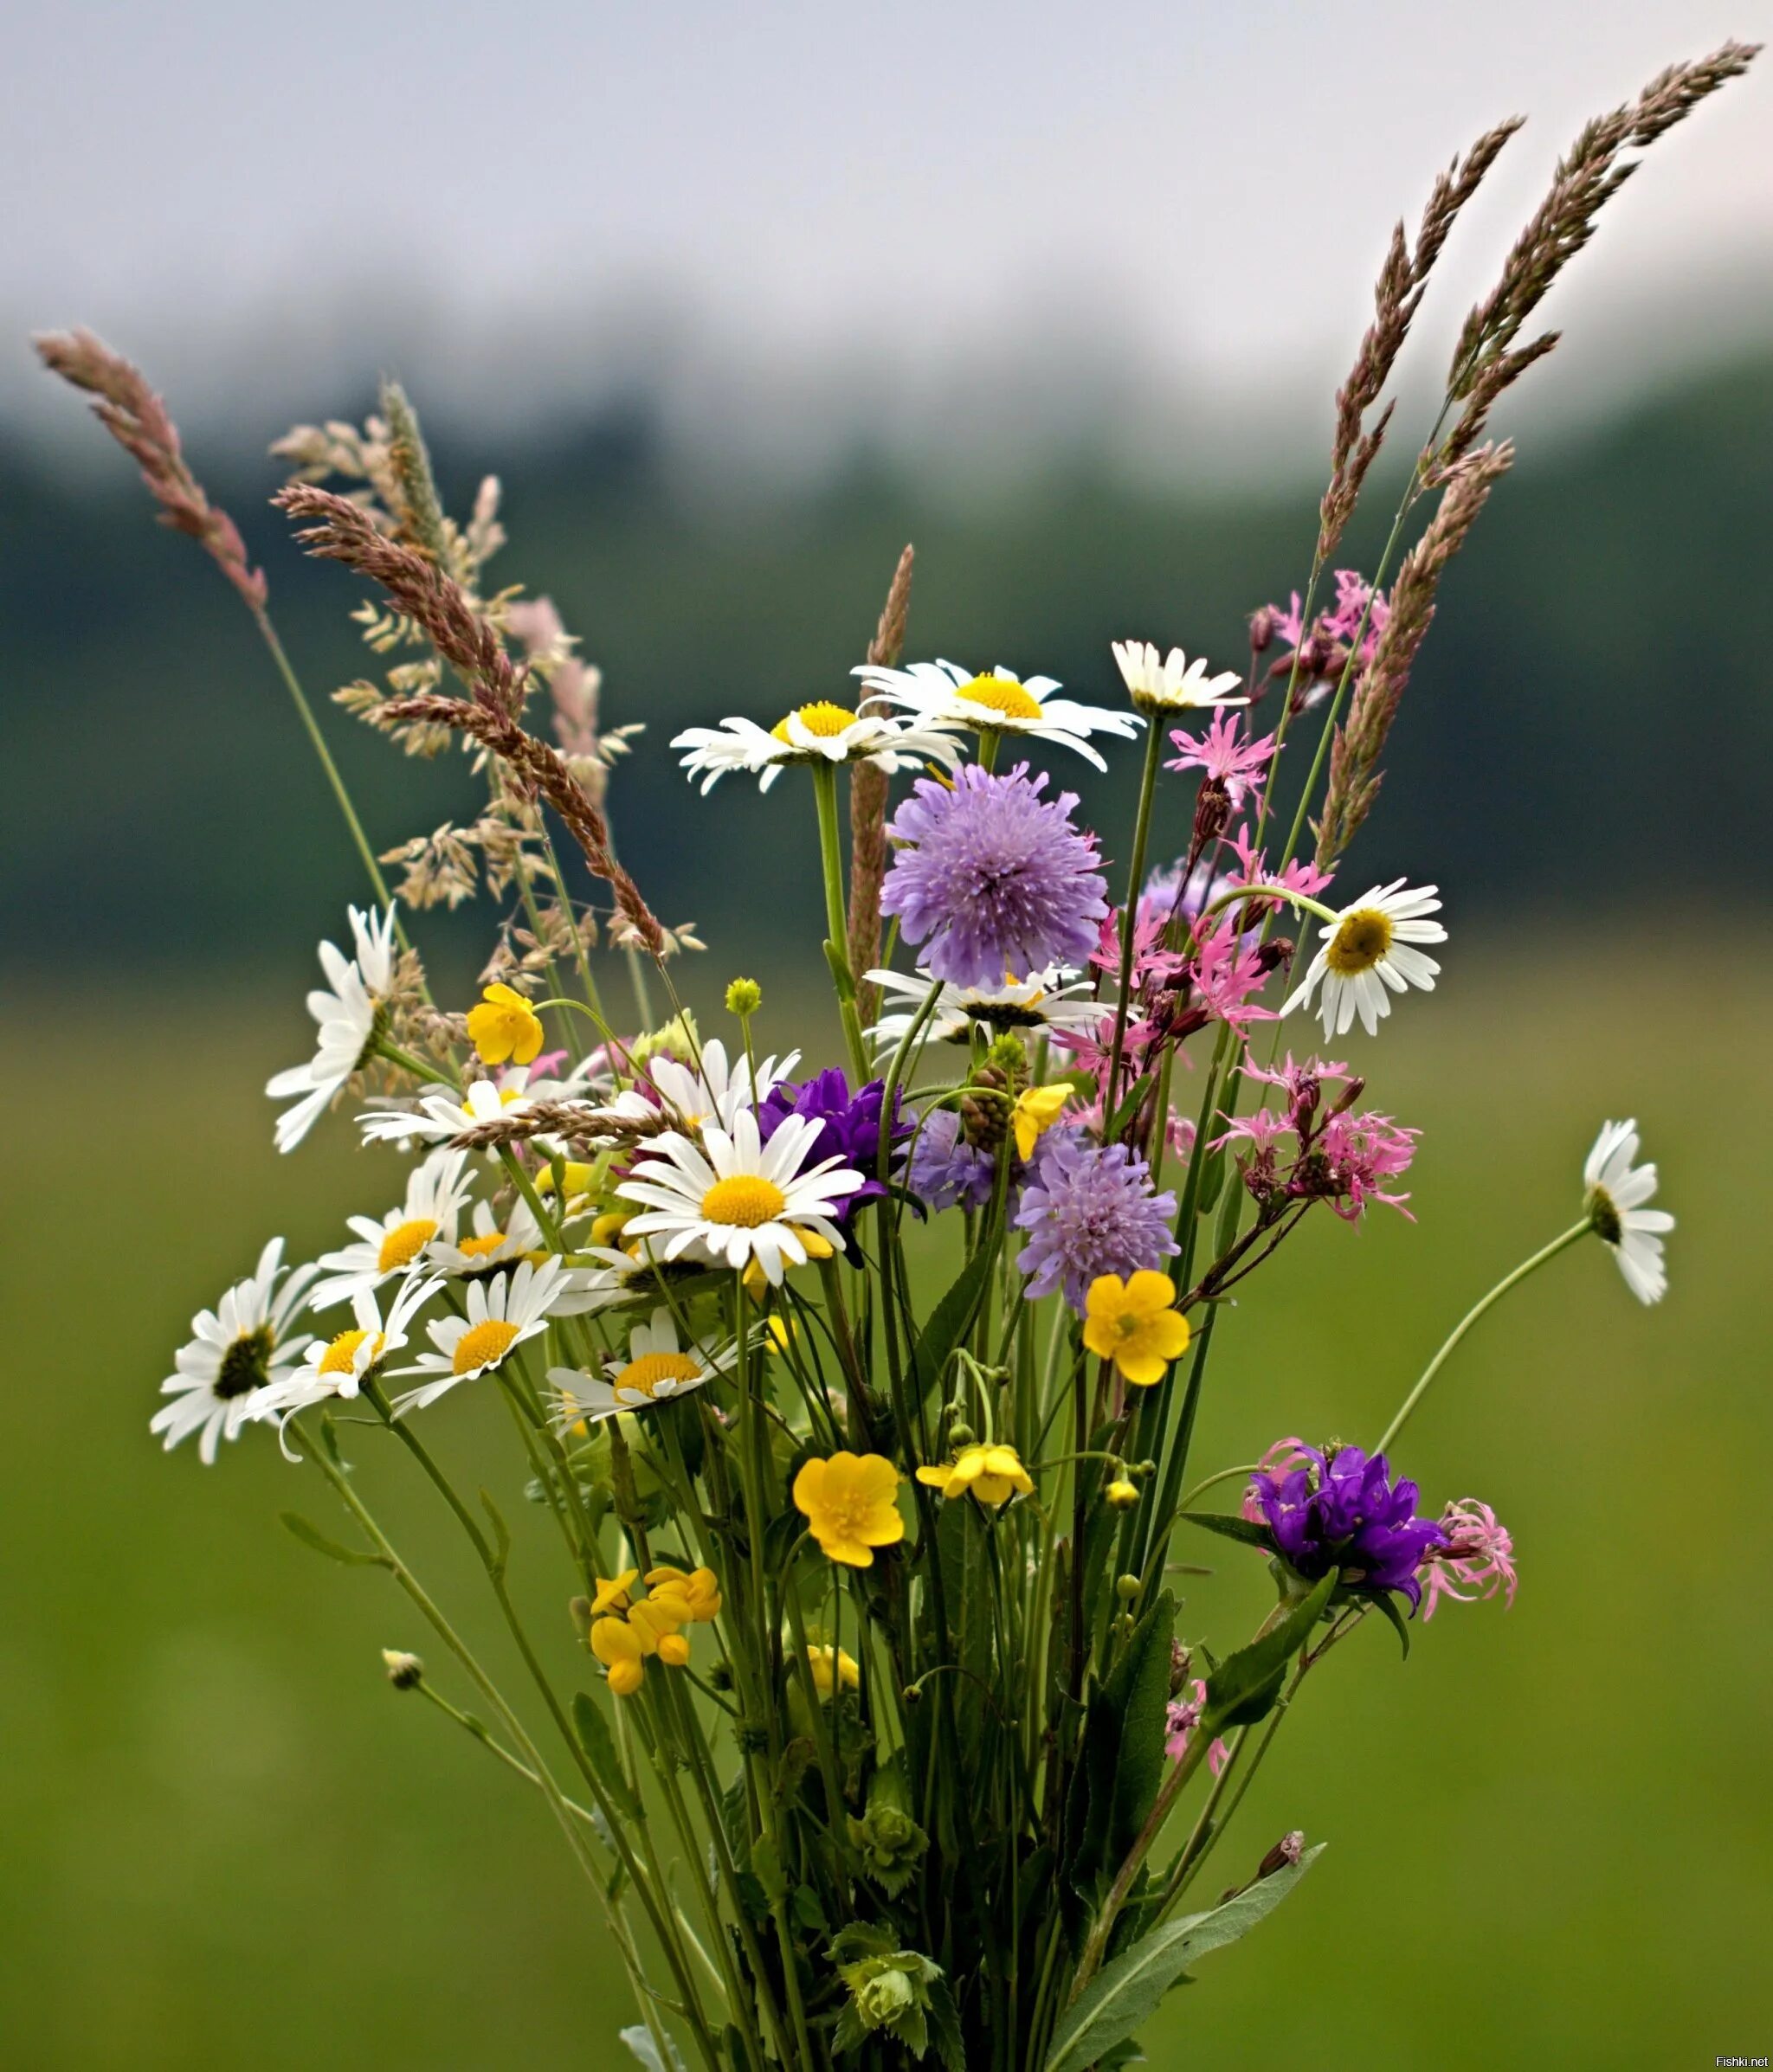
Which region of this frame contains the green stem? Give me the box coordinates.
[1375,1219,1591,1455]
[812,760,870,1081]
[1102,717,1165,1118]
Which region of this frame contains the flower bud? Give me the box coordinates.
[1114,1573,1143,1603]
[1258,1831,1306,1878]
[382,1649,424,1690]
[725,976,763,1019]
[1106,1477,1141,1510]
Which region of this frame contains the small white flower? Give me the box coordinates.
[267,907,399,1153]
[151,1239,319,1463]
[358,1071,533,1152]
[853,659,1141,770]
[865,965,1104,1056]
[1110,640,1247,715]
[1282,878,1446,1038]
[390,1256,579,1412]
[548,1305,738,1424]
[673,704,964,794]
[261,1272,442,1427]
[1583,1119,1674,1304]
[425,1195,548,1277]
[617,1109,863,1286]
[644,1038,799,1131]
[308,1150,474,1309]
[552,1244,722,1315]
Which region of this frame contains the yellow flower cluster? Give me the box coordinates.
[589,1565,722,1696]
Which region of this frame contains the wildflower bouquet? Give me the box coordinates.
[39,41,1752,2072]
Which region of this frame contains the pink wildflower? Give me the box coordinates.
[1088,907,1186,988]
[1164,1679,1230,1774]
[1190,918,1277,1033]
[1318,1110,1419,1221]
[1241,1052,1352,1134]
[1166,711,1279,810]
[1228,826,1335,904]
[1419,1499,1518,1621]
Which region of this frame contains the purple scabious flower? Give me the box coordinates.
[880,763,1108,991]
[1251,1444,1447,1609]
[1013,1135,1178,1312]
[907,1107,1002,1213]
[758,1068,906,1218]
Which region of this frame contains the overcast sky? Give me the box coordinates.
[7,0,1769,473]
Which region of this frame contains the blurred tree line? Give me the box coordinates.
[4,351,1768,984]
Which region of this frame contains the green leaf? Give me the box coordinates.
[1203,1570,1337,1730]
[479,1486,511,1578]
[910,1242,999,1407]
[1105,1591,1177,1868]
[278,1511,383,1567]
[571,1691,644,1825]
[1044,1844,1326,2072]
[1102,1072,1154,1144]
[1177,1509,1273,1551]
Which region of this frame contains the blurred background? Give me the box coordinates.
[3,3,1770,2066]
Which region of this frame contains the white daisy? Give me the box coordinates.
[1282,879,1446,1039]
[865,965,1104,1056]
[551,1244,725,1315]
[261,1272,442,1425]
[358,1070,534,1152]
[852,659,1142,770]
[308,1150,474,1309]
[644,1038,800,1131]
[267,906,399,1153]
[1110,640,1248,715]
[1583,1120,1674,1305]
[151,1239,319,1463]
[425,1195,548,1277]
[548,1305,738,1425]
[390,1256,577,1412]
[616,1109,863,1286]
[672,704,964,795]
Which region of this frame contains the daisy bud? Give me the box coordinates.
[725,977,763,1020]
[382,1649,424,1690]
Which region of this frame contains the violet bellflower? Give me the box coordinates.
[758,1068,907,1220]
[1250,1443,1447,1610]
[880,763,1108,991]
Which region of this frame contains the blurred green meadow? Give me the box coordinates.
[2,941,1766,2069]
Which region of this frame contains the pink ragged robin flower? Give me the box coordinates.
[1164,1678,1230,1773]
[1419,1498,1518,1620]
[1166,711,1279,810]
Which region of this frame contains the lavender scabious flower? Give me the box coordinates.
[907,1107,1001,1213]
[880,763,1108,990]
[1013,1136,1178,1312]
[1251,1443,1447,1610]
[759,1067,906,1217]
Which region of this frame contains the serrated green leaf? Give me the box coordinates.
[1045,1845,1325,2072]
[571,1691,644,1824]
[1203,1569,1337,1730]
[278,1510,383,1567]
[911,1242,999,1407]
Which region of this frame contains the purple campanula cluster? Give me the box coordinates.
[758,1068,907,1219]
[880,763,1108,991]
[1013,1135,1178,1312]
[1249,1443,1447,1609]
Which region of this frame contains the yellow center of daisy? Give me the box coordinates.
[319,1328,383,1376]
[1324,907,1394,976]
[377,1217,439,1271]
[957,672,1042,721]
[452,1318,521,1374]
[700,1175,788,1227]
[771,700,857,743]
[458,1231,508,1260]
[614,1351,704,1398]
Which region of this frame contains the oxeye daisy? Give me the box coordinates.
[616,1109,864,1286]
[1110,640,1247,716]
[266,906,399,1153]
[1282,878,1446,1038]
[547,1305,737,1424]
[308,1150,474,1309]
[645,1038,801,1131]
[261,1272,442,1426]
[425,1196,550,1278]
[1583,1118,1674,1303]
[865,966,1105,1056]
[853,658,1141,770]
[880,764,1109,992]
[390,1256,577,1412]
[671,706,964,794]
[151,1239,319,1463]
[358,1071,534,1152]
